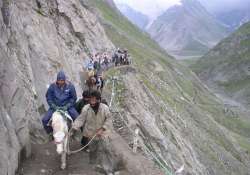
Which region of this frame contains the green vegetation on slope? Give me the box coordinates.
[235,22,250,35]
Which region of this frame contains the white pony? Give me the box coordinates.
[51,110,72,169]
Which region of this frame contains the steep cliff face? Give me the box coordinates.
[0,0,114,174]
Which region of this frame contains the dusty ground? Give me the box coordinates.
[17,140,103,175]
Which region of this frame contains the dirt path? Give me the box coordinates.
[17,140,103,175]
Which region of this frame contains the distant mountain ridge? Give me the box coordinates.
[116,3,149,30]
[198,0,250,30]
[147,0,229,58]
[215,8,250,30]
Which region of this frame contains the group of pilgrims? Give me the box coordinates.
[83,48,131,92]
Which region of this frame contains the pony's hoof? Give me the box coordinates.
[61,164,66,170]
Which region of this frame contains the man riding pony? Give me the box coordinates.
[42,70,79,135]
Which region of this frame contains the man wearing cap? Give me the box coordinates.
[42,70,79,134]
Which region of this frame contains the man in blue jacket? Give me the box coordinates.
[42,70,79,134]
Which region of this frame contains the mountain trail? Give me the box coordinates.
[17,140,102,175]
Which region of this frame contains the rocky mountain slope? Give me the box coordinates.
[147,0,229,58]
[193,22,250,108]
[1,0,250,175]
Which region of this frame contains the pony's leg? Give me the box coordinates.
[61,152,66,169]
[61,134,68,169]
[65,133,69,155]
[56,144,63,154]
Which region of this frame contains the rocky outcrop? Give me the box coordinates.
[0,0,114,174]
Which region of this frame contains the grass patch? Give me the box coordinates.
[235,135,250,153]
[198,101,250,138]
[105,67,119,78]
[178,57,200,67]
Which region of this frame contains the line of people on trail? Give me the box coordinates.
[42,71,112,167]
[112,48,131,66]
[84,52,109,93]
[83,48,131,92]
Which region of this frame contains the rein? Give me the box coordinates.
[67,129,98,155]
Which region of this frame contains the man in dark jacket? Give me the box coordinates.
[75,90,91,148]
[75,90,91,114]
[42,70,79,134]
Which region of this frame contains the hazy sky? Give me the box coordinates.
[114,0,181,20]
[199,0,250,13]
[114,0,250,19]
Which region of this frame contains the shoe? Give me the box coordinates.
[48,133,54,142]
[81,136,90,146]
[94,164,105,174]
